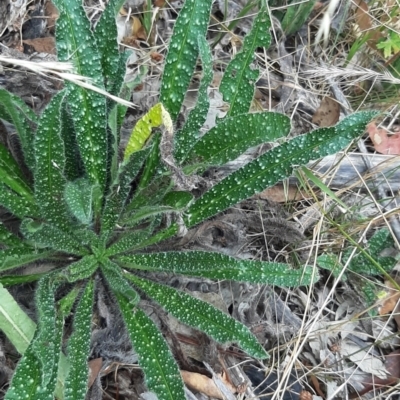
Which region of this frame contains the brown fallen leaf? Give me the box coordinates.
[23,37,56,54]
[88,357,103,388]
[367,122,400,155]
[312,96,340,127]
[181,370,224,399]
[354,0,383,50]
[350,349,400,398]
[258,184,310,202]
[181,370,237,399]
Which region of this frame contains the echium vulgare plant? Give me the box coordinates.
[0,0,376,398]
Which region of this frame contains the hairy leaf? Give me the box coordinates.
[101,146,150,237]
[185,111,377,227]
[64,279,94,400]
[94,0,125,92]
[120,251,318,286]
[219,7,270,117]
[175,35,213,162]
[0,142,34,201]
[189,112,291,165]
[128,275,268,359]
[31,275,62,389]
[34,90,71,230]
[0,246,53,273]
[0,183,39,219]
[52,0,108,192]
[63,255,98,282]
[64,178,93,225]
[0,221,23,247]
[21,219,87,255]
[0,89,37,171]
[101,258,140,305]
[59,100,82,181]
[160,0,213,120]
[116,295,186,400]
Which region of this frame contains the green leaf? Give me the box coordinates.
[174,35,213,162]
[32,275,62,389]
[52,0,108,192]
[185,111,377,227]
[219,7,271,117]
[0,282,36,354]
[21,219,87,255]
[105,230,149,256]
[127,275,268,359]
[135,132,162,192]
[34,90,71,230]
[317,253,344,279]
[0,246,53,273]
[344,229,397,275]
[189,112,291,165]
[101,146,151,237]
[281,0,316,35]
[101,258,140,305]
[0,273,46,286]
[0,183,39,219]
[59,101,82,181]
[162,191,193,209]
[0,221,23,247]
[63,255,98,282]
[115,295,186,400]
[115,223,179,253]
[0,142,34,201]
[0,89,37,171]
[5,346,43,400]
[64,178,93,225]
[119,251,318,286]
[94,0,126,92]
[64,279,94,400]
[160,0,213,121]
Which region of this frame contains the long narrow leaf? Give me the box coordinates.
[115,294,186,400]
[188,112,291,165]
[95,0,125,92]
[20,219,87,256]
[0,221,23,247]
[64,279,94,400]
[0,89,37,171]
[63,255,98,283]
[119,251,318,287]
[52,0,108,192]
[0,247,54,273]
[101,258,140,305]
[219,7,271,117]
[160,0,213,121]
[34,90,71,230]
[101,147,150,237]
[184,111,377,227]
[0,183,39,218]
[0,283,36,354]
[174,35,213,162]
[127,275,268,359]
[0,142,34,201]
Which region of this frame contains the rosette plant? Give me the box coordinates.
[0,0,375,398]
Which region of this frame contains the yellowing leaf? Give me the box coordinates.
[124,103,163,160]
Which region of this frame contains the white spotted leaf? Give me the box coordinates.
[160,0,213,121]
[116,294,186,400]
[127,275,268,359]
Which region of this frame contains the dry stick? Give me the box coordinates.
[328,76,400,246]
